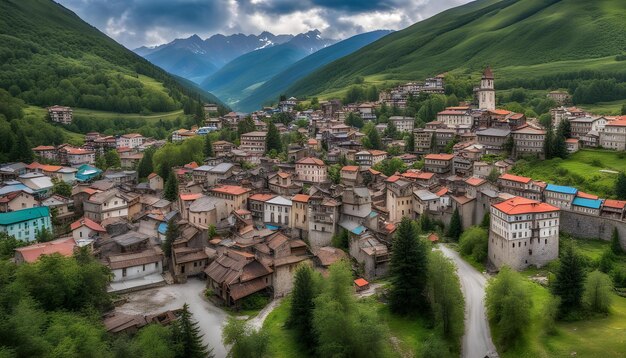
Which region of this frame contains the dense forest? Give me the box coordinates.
[0,0,228,114]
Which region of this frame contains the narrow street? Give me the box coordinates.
[439,245,498,358]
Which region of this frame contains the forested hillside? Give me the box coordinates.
[287,0,626,101]
[0,0,226,114]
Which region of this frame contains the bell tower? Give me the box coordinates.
[479,66,495,110]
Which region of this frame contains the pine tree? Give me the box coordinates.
[266,121,282,153]
[288,264,317,349]
[447,208,462,241]
[611,228,623,255]
[544,126,554,159]
[503,136,515,157]
[173,303,213,358]
[389,217,429,315]
[367,128,383,150]
[552,134,567,159]
[10,130,33,163]
[557,118,572,139]
[162,217,179,259]
[237,116,256,138]
[552,245,586,316]
[615,172,626,200]
[480,212,490,229]
[137,147,155,179]
[163,171,179,202]
[405,133,415,153]
[203,135,214,158]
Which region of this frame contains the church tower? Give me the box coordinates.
[478,66,496,110]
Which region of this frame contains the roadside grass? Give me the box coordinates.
[262,294,441,358]
[497,236,626,357]
[512,149,626,198]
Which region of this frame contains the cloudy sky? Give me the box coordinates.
[57,0,472,49]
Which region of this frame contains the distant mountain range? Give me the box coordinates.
[134,32,295,83]
[236,30,393,112]
[198,30,338,107]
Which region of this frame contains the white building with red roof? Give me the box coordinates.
[295,157,327,183]
[489,196,560,270]
[70,217,106,242]
[14,237,76,264]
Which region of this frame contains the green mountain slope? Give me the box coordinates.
[0,0,227,114]
[236,30,392,112]
[287,0,626,99]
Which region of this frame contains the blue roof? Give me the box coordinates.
[546,184,578,195]
[157,222,168,235]
[265,224,280,231]
[351,225,366,235]
[0,207,49,225]
[368,211,378,218]
[0,184,33,195]
[572,197,603,209]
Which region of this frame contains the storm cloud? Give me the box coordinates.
[57,0,472,49]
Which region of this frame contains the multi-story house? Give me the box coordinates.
[565,138,580,153]
[423,153,454,174]
[433,128,456,151]
[263,196,292,228]
[59,147,96,166]
[600,119,626,151]
[386,176,413,223]
[240,131,267,164]
[117,133,144,149]
[570,116,607,138]
[437,107,473,127]
[571,197,603,216]
[308,196,340,250]
[413,129,434,154]
[488,196,560,270]
[0,207,51,242]
[83,189,130,222]
[476,128,510,155]
[268,172,301,196]
[498,173,544,201]
[171,129,196,142]
[0,190,38,213]
[291,194,310,236]
[358,103,376,121]
[208,185,252,220]
[248,193,275,221]
[295,157,327,183]
[511,126,546,159]
[47,105,73,124]
[212,141,235,157]
[601,199,626,220]
[32,145,58,161]
[544,184,578,211]
[340,166,359,186]
[388,116,414,133]
[341,187,375,228]
[355,150,387,167]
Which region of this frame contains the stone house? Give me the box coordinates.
[511,126,545,159]
[600,119,626,151]
[544,184,577,211]
[148,173,163,191]
[488,197,560,270]
[208,185,252,220]
[498,173,544,201]
[295,157,327,183]
[476,128,510,155]
[355,150,387,167]
[423,153,454,174]
[247,193,275,221]
[107,247,164,282]
[82,188,130,223]
[291,194,310,237]
[268,172,301,196]
[389,116,414,133]
[70,217,106,242]
[386,176,413,223]
[601,199,626,220]
[308,196,340,250]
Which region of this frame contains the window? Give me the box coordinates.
[122,268,127,277]
[142,264,146,271]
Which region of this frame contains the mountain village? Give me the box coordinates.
[2,66,626,345]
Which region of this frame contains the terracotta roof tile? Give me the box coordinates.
[493,196,559,215]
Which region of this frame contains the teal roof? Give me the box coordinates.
[0,207,50,225]
[572,197,603,209]
[546,184,578,195]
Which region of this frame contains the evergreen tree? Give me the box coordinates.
[36,227,54,243]
[172,303,213,358]
[162,217,179,259]
[104,149,121,168]
[389,217,429,315]
[557,118,572,139]
[611,227,623,255]
[427,251,464,340]
[405,133,415,153]
[481,212,490,229]
[266,121,282,153]
[552,245,586,316]
[163,171,179,202]
[615,172,626,200]
[237,117,256,138]
[487,167,500,183]
[366,128,383,150]
[544,126,554,159]
[384,122,398,139]
[52,178,72,197]
[503,136,515,157]
[203,135,214,158]
[288,264,317,350]
[95,154,107,170]
[552,134,567,159]
[10,130,34,163]
[429,132,437,153]
[137,147,155,179]
[447,208,462,241]
[331,229,349,250]
[622,103,626,115]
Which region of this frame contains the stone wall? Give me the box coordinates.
[559,211,626,249]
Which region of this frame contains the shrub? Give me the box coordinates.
[459,226,488,263]
[239,292,269,311]
[583,271,613,314]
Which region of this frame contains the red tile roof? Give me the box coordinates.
[296,157,325,166]
[385,175,401,183]
[211,185,251,196]
[341,165,359,172]
[435,187,448,197]
[369,150,387,156]
[249,193,275,202]
[424,153,454,161]
[499,173,532,184]
[438,110,468,115]
[465,177,487,187]
[603,199,626,209]
[565,138,579,143]
[427,233,439,242]
[184,162,199,169]
[493,197,559,215]
[32,145,55,151]
[147,173,159,179]
[15,237,76,263]
[606,120,626,127]
[576,191,599,200]
[292,194,310,203]
[70,217,106,232]
[354,278,369,287]
[490,109,511,116]
[179,193,202,201]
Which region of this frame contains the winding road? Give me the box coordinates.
[439,245,498,358]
